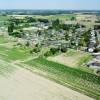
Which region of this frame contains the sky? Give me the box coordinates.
[0,0,100,10]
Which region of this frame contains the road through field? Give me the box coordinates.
[0,59,94,100]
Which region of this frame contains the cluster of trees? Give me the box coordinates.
[44,46,67,57]
[9,31,25,38]
[25,17,36,23]
[8,22,24,38]
[37,18,49,23]
[79,30,91,47]
[8,22,14,33]
[52,19,80,30]
[30,47,40,54]
[9,18,24,25]
[30,44,41,54]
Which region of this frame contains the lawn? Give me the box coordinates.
[0,36,8,44]
[0,45,32,61]
[24,57,100,100]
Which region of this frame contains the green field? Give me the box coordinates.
[0,15,9,26]
[24,57,100,100]
[0,16,8,21]
[33,14,75,21]
[0,36,8,43]
[0,45,32,62]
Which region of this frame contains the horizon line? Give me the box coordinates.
[0,9,100,11]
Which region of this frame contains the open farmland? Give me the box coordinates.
[0,59,94,100]
[24,57,100,100]
[33,14,75,21]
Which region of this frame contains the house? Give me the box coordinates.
[88,30,96,52]
[87,52,100,69]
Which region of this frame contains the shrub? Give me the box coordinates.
[61,47,67,53]
[50,47,59,55]
[94,48,100,53]
[44,51,52,57]
[30,47,40,53]
[25,41,30,47]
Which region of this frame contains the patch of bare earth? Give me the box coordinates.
[47,54,78,67]
[0,63,94,100]
[47,52,87,67]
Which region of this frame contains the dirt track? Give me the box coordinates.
[0,61,94,100]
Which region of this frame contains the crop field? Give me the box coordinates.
[24,57,100,100]
[0,59,94,100]
[33,14,75,21]
[0,60,16,77]
[47,49,93,73]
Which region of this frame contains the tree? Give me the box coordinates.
[44,51,52,57]
[9,31,24,38]
[65,31,69,41]
[31,47,40,53]
[8,22,14,33]
[25,17,36,23]
[61,47,67,53]
[38,18,49,23]
[26,41,30,47]
[71,16,76,21]
[37,30,42,36]
[50,47,59,55]
[52,19,60,30]
[60,24,70,30]
[79,30,91,47]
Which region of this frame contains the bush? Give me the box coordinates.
[44,51,52,57]
[25,41,30,47]
[50,47,59,55]
[30,47,40,53]
[17,43,23,46]
[44,47,60,57]
[94,48,100,53]
[9,31,24,38]
[61,47,67,53]
[38,18,49,23]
